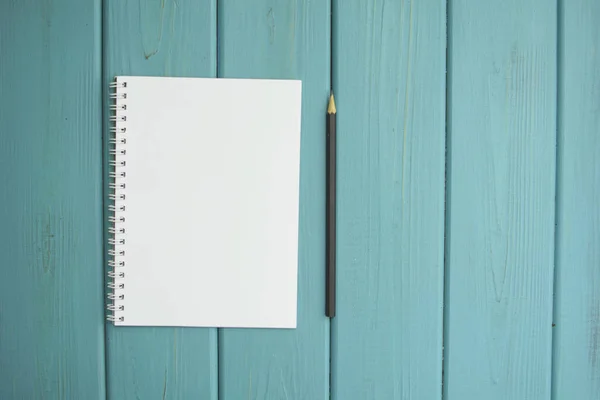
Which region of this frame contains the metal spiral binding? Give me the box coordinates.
[107,78,128,323]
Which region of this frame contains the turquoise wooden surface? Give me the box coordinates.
[103,1,218,398]
[0,1,105,399]
[217,1,330,398]
[553,0,600,398]
[332,1,446,398]
[3,1,600,399]
[445,0,557,399]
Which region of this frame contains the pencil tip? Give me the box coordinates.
[328,93,336,114]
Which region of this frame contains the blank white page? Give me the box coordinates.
[113,76,301,327]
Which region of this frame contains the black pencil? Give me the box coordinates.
[326,92,337,318]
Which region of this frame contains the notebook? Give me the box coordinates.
[107,76,302,328]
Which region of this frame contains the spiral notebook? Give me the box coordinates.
[107,76,302,328]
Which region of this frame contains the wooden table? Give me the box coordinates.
[1,1,597,399]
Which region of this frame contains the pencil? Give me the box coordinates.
[326,92,337,318]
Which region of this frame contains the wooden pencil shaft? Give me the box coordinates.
[326,112,336,318]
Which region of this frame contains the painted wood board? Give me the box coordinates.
[332,1,446,398]
[444,1,557,399]
[0,1,105,398]
[103,2,218,398]
[216,1,330,398]
[552,0,600,398]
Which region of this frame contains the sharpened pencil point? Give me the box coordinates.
[327,93,336,114]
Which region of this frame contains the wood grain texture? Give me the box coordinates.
[444,1,557,399]
[217,1,330,398]
[552,0,600,398]
[0,1,105,398]
[103,2,218,398]
[332,1,446,398]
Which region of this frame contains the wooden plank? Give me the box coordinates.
[0,1,105,398]
[552,0,600,397]
[217,1,330,398]
[103,2,218,398]
[444,1,556,399]
[332,1,446,398]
